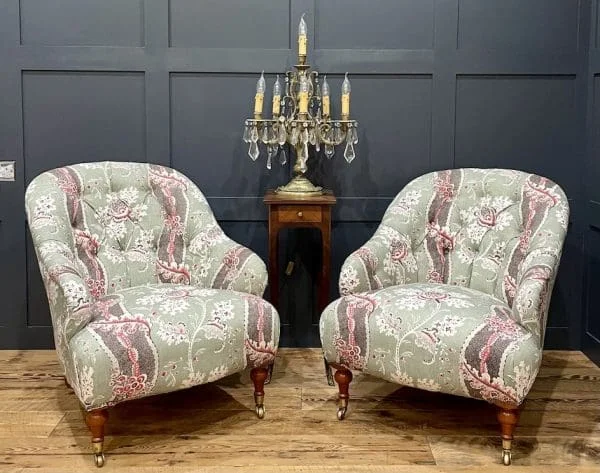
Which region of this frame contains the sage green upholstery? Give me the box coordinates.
[26,162,279,411]
[320,169,568,406]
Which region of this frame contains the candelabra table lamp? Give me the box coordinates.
[242,14,358,195]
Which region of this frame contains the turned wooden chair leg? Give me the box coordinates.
[496,403,520,466]
[334,367,353,420]
[85,409,108,468]
[251,367,269,419]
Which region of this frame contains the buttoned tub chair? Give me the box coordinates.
[320,169,568,465]
[25,162,280,467]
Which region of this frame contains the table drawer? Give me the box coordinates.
[277,205,322,223]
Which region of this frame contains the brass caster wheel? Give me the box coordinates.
[94,453,105,468]
[502,450,512,466]
[255,405,265,419]
[337,407,347,421]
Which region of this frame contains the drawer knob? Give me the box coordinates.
[297,211,303,218]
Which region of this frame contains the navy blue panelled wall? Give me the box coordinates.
[584,1,600,364]
[0,1,597,357]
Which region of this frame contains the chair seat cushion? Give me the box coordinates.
[320,283,540,405]
[69,284,279,410]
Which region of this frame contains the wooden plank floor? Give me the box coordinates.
[0,348,599,473]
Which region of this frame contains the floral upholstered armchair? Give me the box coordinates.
[320,169,568,465]
[25,162,280,467]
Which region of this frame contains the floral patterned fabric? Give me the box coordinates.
[26,162,279,410]
[321,169,568,405]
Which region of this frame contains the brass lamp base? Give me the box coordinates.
[276,175,323,195]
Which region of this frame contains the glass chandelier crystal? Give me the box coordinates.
[242,13,358,195]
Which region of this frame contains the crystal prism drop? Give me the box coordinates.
[290,127,299,145]
[248,141,260,161]
[315,140,320,152]
[261,125,270,144]
[299,141,307,160]
[309,129,316,145]
[350,126,359,144]
[302,129,309,145]
[333,126,343,143]
[250,125,259,143]
[243,126,251,143]
[325,143,334,159]
[278,124,287,146]
[266,153,272,170]
[279,147,287,165]
[344,141,356,163]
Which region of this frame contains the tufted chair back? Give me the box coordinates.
[26,162,265,313]
[27,162,205,293]
[341,169,569,341]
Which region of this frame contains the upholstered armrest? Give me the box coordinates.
[35,241,93,341]
[186,223,268,296]
[339,183,427,296]
[339,222,419,295]
[511,247,562,345]
[339,238,390,295]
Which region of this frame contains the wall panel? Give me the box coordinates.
[457,0,579,51]
[169,0,291,49]
[19,0,145,46]
[22,71,147,181]
[585,226,600,342]
[455,75,578,195]
[588,75,600,202]
[314,0,434,50]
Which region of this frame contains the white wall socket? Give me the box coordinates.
[0,161,16,181]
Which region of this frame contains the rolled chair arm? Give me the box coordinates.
[339,223,419,295]
[35,242,94,341]
[339,239,389,295]
[186,223,268,296]
[511,248,562,345]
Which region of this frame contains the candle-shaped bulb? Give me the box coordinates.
[273,74,282,96]
[254,71,266,117]
[298,13,307,59]
[272,74,282,116]
[322,75,330,96]
[299,74,309,114]
[321,75,330,118]
[256,71,266,94]
[299,13,307,36]
[342,72,351,94]
[341,72,351,118]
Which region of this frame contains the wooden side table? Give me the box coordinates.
[264,190,337,318]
